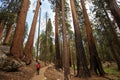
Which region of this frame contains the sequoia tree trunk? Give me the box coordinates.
[10,0,30,60]
[61,0,70,79]
[70,0,90,78]
[55,1,62,69]
[81,0,105,76]
[24,0,41,65]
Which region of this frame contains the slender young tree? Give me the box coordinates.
[81,0,105,76]
[24,0,41,64]
[38,19,54,63]
[46,18,54,62]
[61,0,70,79]
[36,8,41,61]
[10,0,30,60]
[70,0,90,78]
[39,32,46,61]
[44,12,48,65]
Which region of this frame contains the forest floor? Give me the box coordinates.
[30,64,52,80]
[0,61,120,80]
[0,62,35,80]
[44,62,120,80]
[0,60,45,80]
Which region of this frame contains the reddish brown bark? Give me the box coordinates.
[10,0,30,60]
[24,0,41,64]
[55,1,62,69]
[61,0,70,79]
[81,0,105,76]
[70,0,90,78]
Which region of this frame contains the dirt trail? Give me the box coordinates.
[30,65,50,80]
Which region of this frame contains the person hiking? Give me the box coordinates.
[36,62,40,75]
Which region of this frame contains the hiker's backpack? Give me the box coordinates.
[36,63,40,69]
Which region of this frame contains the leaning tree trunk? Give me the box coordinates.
[61,0,70,80]
[70,0,90,78]
[105,0,120,30]
[55,1,62,69]
[10,0,30,60]
[24,0,41,65]
[81,0,105,76]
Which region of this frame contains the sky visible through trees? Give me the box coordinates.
[26,0,55,45]
[26,0,115,45]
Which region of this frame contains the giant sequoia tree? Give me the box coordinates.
[55,0,62,69]
[45,18,54,62]
[10,0,30,60]
[61,0,70,79]
[81,0,105,76]
[24,0,41,64]
[70,0,90,78]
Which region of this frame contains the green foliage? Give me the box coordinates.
[90,0,112,61]
[0,0,22,45]
[104,67,119,75]
[48,0,61,12]
[38,18,54,63]
[38,31,46,61]
[45,18,54,62]
[46,19,54,37]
